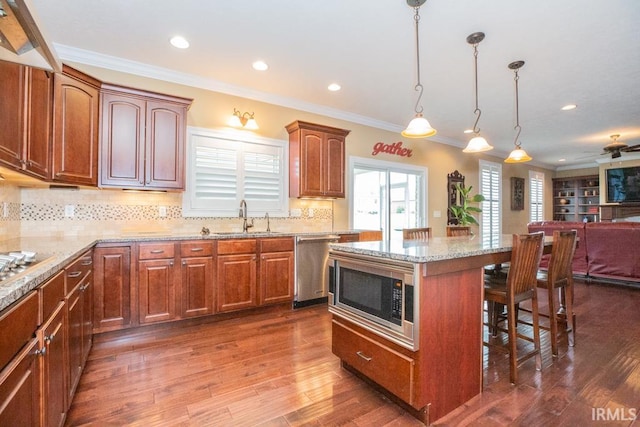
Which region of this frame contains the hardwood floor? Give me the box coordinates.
[66,279,640,426]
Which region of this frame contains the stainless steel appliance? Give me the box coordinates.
[294,234,339,308]
[328,251,420,351]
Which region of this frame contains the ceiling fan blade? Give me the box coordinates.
[622,144,640,152]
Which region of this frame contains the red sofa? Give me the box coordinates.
[527,221,640,283]
[527,221,588,275]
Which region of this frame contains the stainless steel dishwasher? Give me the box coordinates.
[294,234,340,308]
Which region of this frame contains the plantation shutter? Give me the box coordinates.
[479,160,502,245]
[529,171,544,222]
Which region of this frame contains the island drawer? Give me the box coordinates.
[180,241,214,257]
[0,291,39,372]
[218,239,256,255]
[39,270,65,324]
[138,242,175,260]
[65,250,93,293]
[332,319,415,405]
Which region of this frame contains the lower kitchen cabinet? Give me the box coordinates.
[217,239,257,312]
[93,245,132,333]
[0,338,41,426]
[180,241,214,318]
[138,242,177,324]
[259,238,294,305]
[39,303,67,427]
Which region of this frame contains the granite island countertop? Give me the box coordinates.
[0,230,362,312]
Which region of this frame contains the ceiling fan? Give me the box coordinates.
[602,134,640,159]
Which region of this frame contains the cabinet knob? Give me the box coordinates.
[169,260,174,266]
[356,351,372,362]
[68,271,82,278]
[45,333,55,343]
[182,260,186,266]
[35,347,47,357]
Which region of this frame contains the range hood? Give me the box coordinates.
[0,0,60,71]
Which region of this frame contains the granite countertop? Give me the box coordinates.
[0,230,364,312]
[329,234,552,263]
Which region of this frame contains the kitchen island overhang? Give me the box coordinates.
[327,235,552,425]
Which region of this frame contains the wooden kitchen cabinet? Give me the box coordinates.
[259,238,294,305]
[52,65,100,186]
[552,175,599,222]
[217,239,257,312]
[286,120,350,198]
[93,245,132,333]
[100,84,192,190]
[0,60,53,180]
[39,302,67,427]
[180,241,215,318]
[138,242,177,324]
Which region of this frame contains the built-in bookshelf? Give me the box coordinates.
[552,175,599,222]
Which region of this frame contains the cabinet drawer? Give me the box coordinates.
[138,242,175,260]
[65,250,93,294]
[338,233,359,243]
[218,239,256,255]
[39,270,65,324]
[260,237,294,253]
[0,291,39,371]
[332,319,414,405]
[180,241,214,257]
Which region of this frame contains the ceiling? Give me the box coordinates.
[27,0,640,169]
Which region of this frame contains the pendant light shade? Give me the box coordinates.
[504,60,532,163]
[463,32,493,153]
[402,0,437,139]
[402,113,437,138]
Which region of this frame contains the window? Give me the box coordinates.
[183,127,288,217]
[529,170,544,222]
[350,156,427,242]
[479,160,502,244]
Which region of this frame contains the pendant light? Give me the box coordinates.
[462,32,493,153]
[401,0,437,138]
[505,60,532,163]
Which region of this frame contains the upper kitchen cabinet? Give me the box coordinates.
[0,60,53,180]
[99,84,192,190]
[52,65,101,186]
[286,120,350,198]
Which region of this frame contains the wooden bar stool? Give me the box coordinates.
[446,225,470,237]
[402,227,432,240]
[484,232,544,384]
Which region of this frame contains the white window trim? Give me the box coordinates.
[479,160,502,241]
[348,155,428,234]
[182,127,289,217]
[529,170,545,222]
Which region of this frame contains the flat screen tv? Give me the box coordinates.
[605,166,640,203]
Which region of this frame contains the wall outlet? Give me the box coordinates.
[308,208,314,218]
[64,205,75,218]
[2,202,8,218]
[158,206,167,217]
[433,210,441,218]
[290,208,302,217]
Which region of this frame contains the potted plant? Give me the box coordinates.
[449,183,485,227]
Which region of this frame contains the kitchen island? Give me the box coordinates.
[328,235,550,425]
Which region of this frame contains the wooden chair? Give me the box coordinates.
[446,225,471,237]
[525,230,577,357]
[402,227,431,240]
[484,232,544,384]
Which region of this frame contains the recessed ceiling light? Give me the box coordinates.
[558,158,566,162]
[561,104,577,111]
[170,36,189,49]
[463,129,473,134]
[328,83,341,92]
[252,61,268,71]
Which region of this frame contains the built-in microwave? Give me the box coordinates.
[328,251,419,351]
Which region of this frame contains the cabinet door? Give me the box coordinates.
[259,251,294,305]
[66,283,83,402]
[216,254,257,312]
[100,93,145,188]
[93,246,131,333]
[0,339,41,427]
[299,129,324,197]
[181,256,214,318]
[52,69,99,186]
[324,133,345,197]
[0,61,26,170]
[80,274,93,364]
[138,259,176,324]
[145,101,186,189]
[40,303,67,427]
[25,67,53,180]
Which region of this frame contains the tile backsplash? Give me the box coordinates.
[8,186,334,238]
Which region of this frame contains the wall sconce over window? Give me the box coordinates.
[229,109,259,130]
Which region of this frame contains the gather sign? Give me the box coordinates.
[372,141,413,158]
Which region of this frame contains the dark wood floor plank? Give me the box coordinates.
[65,279,640,426]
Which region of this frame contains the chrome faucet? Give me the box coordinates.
[239,199,254,232]
[265,212,271,233]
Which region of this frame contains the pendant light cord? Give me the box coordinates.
[513,68,522,148]
[412,5,424,115]
[472,42,482,134]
